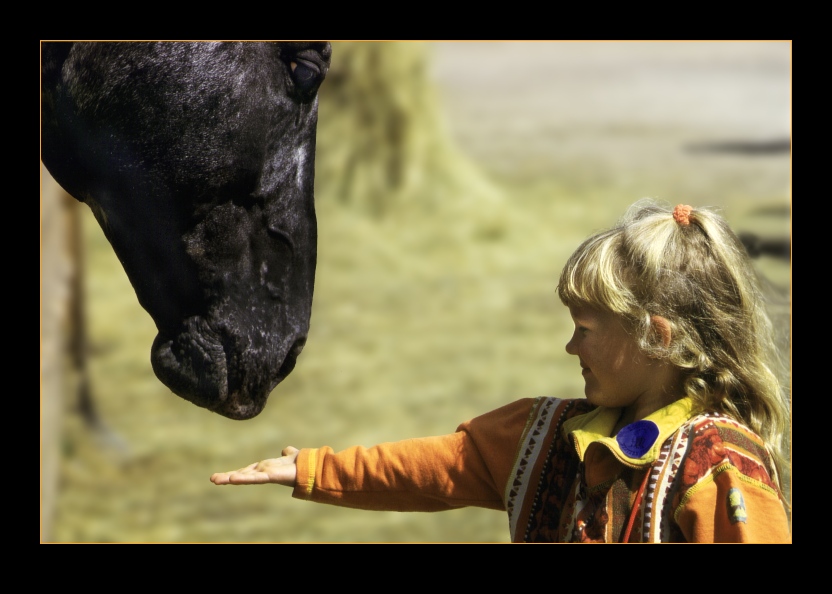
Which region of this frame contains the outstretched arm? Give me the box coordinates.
[210,446,299,487]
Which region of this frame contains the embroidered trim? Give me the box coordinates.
[653,418,691,542]
[506,397,559,539]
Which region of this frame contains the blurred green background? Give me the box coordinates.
[41,41,791,543]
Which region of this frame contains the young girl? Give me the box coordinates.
[211,200,791,543]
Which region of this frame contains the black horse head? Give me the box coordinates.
[42,41,331,419]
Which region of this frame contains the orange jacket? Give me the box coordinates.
[293,397,791,542]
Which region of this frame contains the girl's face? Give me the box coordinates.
[565,304,675,421]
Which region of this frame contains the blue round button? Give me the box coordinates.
[616,420,660,458]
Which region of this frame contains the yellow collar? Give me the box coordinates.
[563,397,698,466]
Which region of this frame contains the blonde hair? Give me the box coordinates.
[557,199,790,495]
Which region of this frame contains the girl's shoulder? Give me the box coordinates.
[674,411,780,493]
[668,411,790,542]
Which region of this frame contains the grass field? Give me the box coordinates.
[45,41,791,543]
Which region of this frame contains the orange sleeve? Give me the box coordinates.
[675,465,792,543]
[292,398,537,512]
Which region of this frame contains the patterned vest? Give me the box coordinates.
[505,397,782,542]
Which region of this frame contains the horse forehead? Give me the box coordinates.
[77,45,313,193]
[67,43,281,116]
[70,42,271,77]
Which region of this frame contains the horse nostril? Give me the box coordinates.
[276,337,306,381]
[267,224,294,253]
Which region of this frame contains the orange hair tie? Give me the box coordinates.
[673,204,693,226]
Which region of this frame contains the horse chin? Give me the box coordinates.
[209,392,267,420]
[150,318,269,420]
[216,339,302,420]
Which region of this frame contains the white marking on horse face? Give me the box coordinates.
[259,261,268,285]
[295,146,307,186]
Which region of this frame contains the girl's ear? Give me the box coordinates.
[651,316,672,348]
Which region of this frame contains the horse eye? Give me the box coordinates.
[290,60,320,94]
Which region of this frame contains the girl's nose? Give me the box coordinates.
[565,332,578,356]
